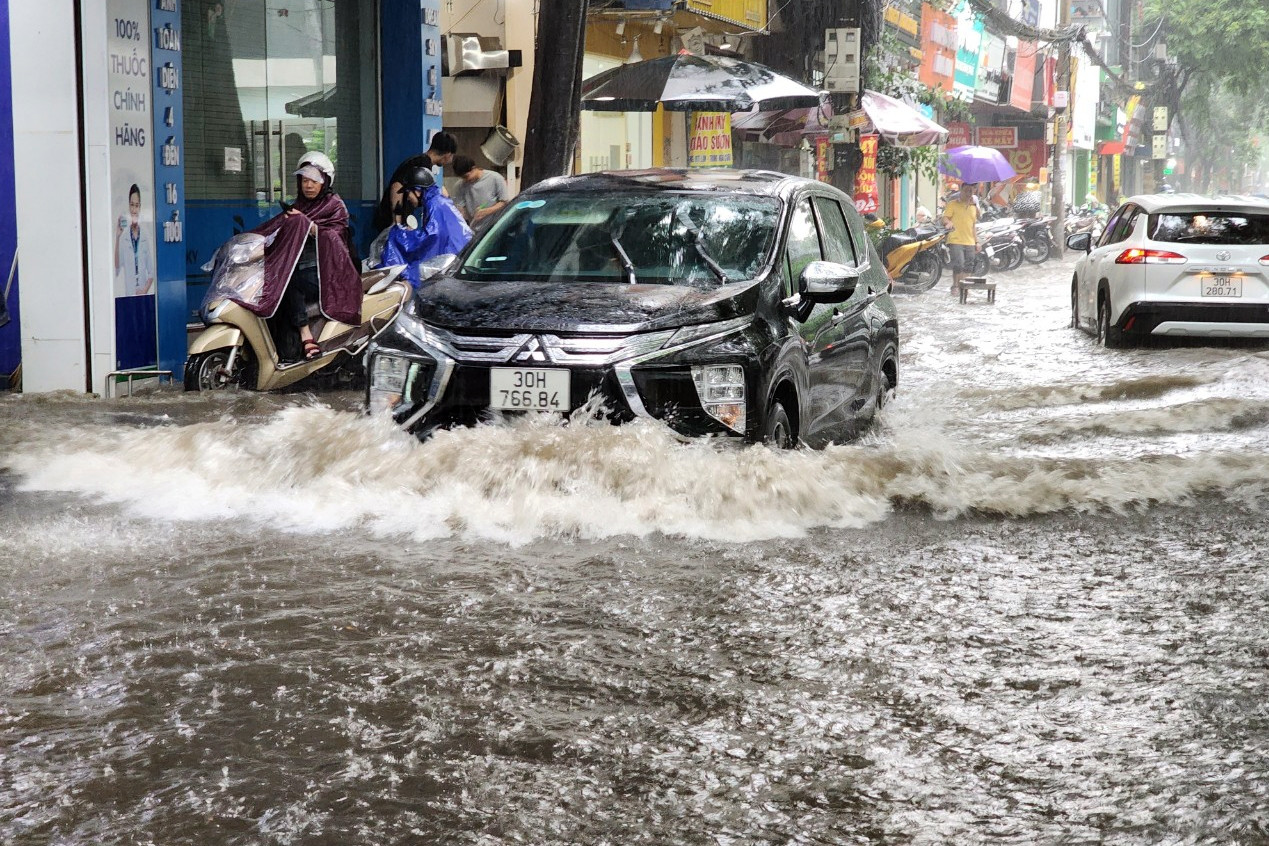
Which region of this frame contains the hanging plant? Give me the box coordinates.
[876,143,942,181]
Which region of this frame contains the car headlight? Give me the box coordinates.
[368,354,411,415]
[692,364,746,433]
[393,306,434,350]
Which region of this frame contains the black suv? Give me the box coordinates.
[366,169,898,448]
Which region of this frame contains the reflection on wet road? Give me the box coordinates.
[2,258,1268,843]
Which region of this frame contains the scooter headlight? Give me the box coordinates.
[692,364,746,433]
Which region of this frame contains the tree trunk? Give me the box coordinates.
[521,0,588,188]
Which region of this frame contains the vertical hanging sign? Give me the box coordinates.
[854,134,879,214]
[151,0,186,376]
[107,0,157,369]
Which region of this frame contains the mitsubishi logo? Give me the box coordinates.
[512,336,550,363]
[1216,250,1231,262]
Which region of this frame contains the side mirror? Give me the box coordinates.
[799,260,860,302]
[1066,232,1092,253]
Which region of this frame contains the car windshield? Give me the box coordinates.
[1148,211,1269,244]
[457,192,780,287]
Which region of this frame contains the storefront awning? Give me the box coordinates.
[860,90,947,147]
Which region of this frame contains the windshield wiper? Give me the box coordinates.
[607,209,638,285]
[675,207,728,283]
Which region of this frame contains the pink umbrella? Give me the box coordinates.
[859,90,948,147]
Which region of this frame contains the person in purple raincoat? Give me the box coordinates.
[245,152,360,360]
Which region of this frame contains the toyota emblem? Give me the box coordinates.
[1216,250,1231,262]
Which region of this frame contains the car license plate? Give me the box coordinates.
[489,368,570,411]
[1201,275,1242,298]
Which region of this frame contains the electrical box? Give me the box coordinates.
[823,28,861,93]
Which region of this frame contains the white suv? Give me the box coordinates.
[1066,193,1269,346]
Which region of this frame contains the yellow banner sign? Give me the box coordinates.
[688,112,733,168]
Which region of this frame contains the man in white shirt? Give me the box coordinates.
[451,155,510,227]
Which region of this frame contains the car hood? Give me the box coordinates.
[411,276,762,333]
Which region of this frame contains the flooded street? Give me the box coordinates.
[3,257,1269,844]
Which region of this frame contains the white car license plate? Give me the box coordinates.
[1201,275,1242,298]
[489,368,570,411]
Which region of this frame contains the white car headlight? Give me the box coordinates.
[368,354,411,415]
[692,364,746,433]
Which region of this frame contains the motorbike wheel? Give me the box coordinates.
[903,251,943,292]
[184,347,252,391]
[1004,244,1025,272]
[972,252,990,277]
[1023,236,1052,264]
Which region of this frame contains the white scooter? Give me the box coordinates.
[184,233,410,392]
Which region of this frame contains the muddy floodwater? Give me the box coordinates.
[3,257,1268,844]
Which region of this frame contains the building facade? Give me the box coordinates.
[2,0,533,394]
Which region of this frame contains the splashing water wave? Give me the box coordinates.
[4,395,1268,543]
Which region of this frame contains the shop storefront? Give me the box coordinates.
[4,1,450,393]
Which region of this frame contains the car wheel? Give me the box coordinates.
[1096,295,1125,348]
[1070,280,1080,329]
[874,352,896,415]
[762,400,795,449]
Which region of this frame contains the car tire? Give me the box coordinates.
[1096,295,1126,348]
[1070,280,1080,329]
[874,348,897,415]
[762,399,795,449]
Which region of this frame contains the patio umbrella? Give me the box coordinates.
[938,145,1017,183]
[581,53,826,113]
[731,102,833,142]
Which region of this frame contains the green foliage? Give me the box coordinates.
[1142,0,1269,97]
[862,29,962,179]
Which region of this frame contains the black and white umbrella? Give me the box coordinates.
[581,53,826,113]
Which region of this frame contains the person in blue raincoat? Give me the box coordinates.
[380,165,473,286]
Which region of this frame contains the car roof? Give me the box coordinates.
[521,168,817,199]
[1122,193,1269,213]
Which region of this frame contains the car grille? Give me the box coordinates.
[425,325,677,367]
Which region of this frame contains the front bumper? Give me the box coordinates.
[367,316,759,438]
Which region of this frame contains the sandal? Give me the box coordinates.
[302,339,322,360]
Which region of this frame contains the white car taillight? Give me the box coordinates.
[1115,248,1187,265]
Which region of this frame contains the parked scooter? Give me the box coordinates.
[1020,215,1058,264]
[867,216,948,292]
[184,232,411,392]
[975,218,1025,273]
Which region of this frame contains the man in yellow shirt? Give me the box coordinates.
[941,183,979,294]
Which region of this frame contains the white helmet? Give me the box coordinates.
[295,151,335,187]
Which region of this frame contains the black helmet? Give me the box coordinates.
[401,166,435,191]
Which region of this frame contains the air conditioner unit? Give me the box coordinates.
[443,34,515,77]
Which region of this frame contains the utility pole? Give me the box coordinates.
[521,0,588,188]
[1051,3,1071,256]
